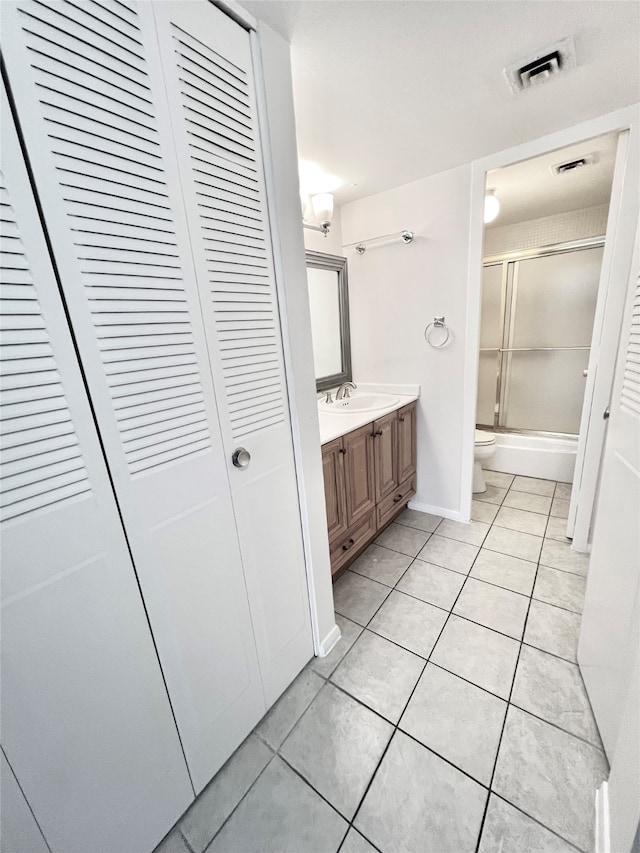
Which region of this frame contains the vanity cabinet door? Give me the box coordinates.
[397,402,417,483]
[343,424,376,525]
[322,439,349,543]
[373,411,399,502]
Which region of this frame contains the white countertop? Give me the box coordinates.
[318,383,420,444]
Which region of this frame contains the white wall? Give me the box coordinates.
[255,23,338,655]
[303,205,344,255]
[484,202,610,256]
[341,165,473,518]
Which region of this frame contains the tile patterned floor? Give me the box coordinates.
[156,472,608,853]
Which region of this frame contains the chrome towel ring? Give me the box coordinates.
[424,316,451,348]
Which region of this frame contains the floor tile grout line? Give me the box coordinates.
[394,520,441,534]
[530,595,585,617]
[344,547,479,839]
[473,543,543,852]
[489,792,585,853]
[470,478,561,851]
[537,561,589,578]
[336,824,383,853]
[472,479,580,853]
[182,479,591,853]
[337,554,588,673]
[370,601,527,645]
[365,538,431,560]
[201,750,277,853]
[521,637,582,666]
[322,655,599,836]
[491,520,550,538]
[495,504,552,519]
[341,565,547,640]
[345,615,590,717]
[506,700,606,753]
[178,826,196,853]
[396,725,494,790]
[463,572,531,599]
[465,570,536,598]
[346,565,454,613]
[348,518,520,843]
[276,749,364,832]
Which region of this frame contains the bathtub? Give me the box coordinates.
[487,432,578,483]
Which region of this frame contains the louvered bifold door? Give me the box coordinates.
[1,0,267,794]
[151,0,313,706]
[0,82,192,853]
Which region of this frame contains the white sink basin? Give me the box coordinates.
[320,393,400,413]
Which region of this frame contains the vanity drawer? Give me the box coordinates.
[377,474,416,529]
[330,508,377,576]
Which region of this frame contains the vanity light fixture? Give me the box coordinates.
[303,192,334,236]
[299,160,341,237]
[484,189,500,224]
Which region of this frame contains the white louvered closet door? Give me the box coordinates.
[1,0,268,794]
[0,82,193,853]
[151,0,313,705]
[578,230,640,758]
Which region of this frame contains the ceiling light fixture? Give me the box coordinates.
[484,189,500,224]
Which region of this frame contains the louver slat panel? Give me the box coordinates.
[0,80,193,853]
[0,171,90,522]
[620,275,640,417]
[168,23,287,441]
[12,0,212,475]
[151,0,313,723]
[3,0,269,797]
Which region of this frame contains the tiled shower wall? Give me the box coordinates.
[484,203,609,256]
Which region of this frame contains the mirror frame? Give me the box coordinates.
[306,250,352,392]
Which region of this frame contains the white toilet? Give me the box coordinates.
[473,430,496,493]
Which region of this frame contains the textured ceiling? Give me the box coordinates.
[240,0,639,205]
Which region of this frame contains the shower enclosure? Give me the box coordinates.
[476,239,605,436]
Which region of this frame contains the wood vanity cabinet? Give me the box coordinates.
[397,402,417,483]
[373,410,398,502]
[322,402,417,578]
[321,438,349,543]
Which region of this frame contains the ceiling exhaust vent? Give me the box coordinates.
[552,154,596,175]
[504,37,577,95]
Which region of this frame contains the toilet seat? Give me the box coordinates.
[475,429,495,446]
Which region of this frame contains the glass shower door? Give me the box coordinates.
[477,243,604,436]
[502,247,603,434]
[476,263,504,428]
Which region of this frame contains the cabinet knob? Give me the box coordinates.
[375,430,383,436]
[399,416,405,422]
[342,537,355,551]
[393,493,403,503]
[339,448,346,454]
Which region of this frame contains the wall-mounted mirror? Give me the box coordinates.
[306,251,352,391]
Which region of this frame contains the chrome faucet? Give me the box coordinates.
[336,381,357,400]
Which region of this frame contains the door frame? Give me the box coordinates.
[249,24,340,656]
[462,105,640,537]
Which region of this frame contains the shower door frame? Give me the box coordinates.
[478,236,606,438]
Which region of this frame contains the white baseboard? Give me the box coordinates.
[408,499,467,522]
[595,781,610,853]
[317,623,341,658]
